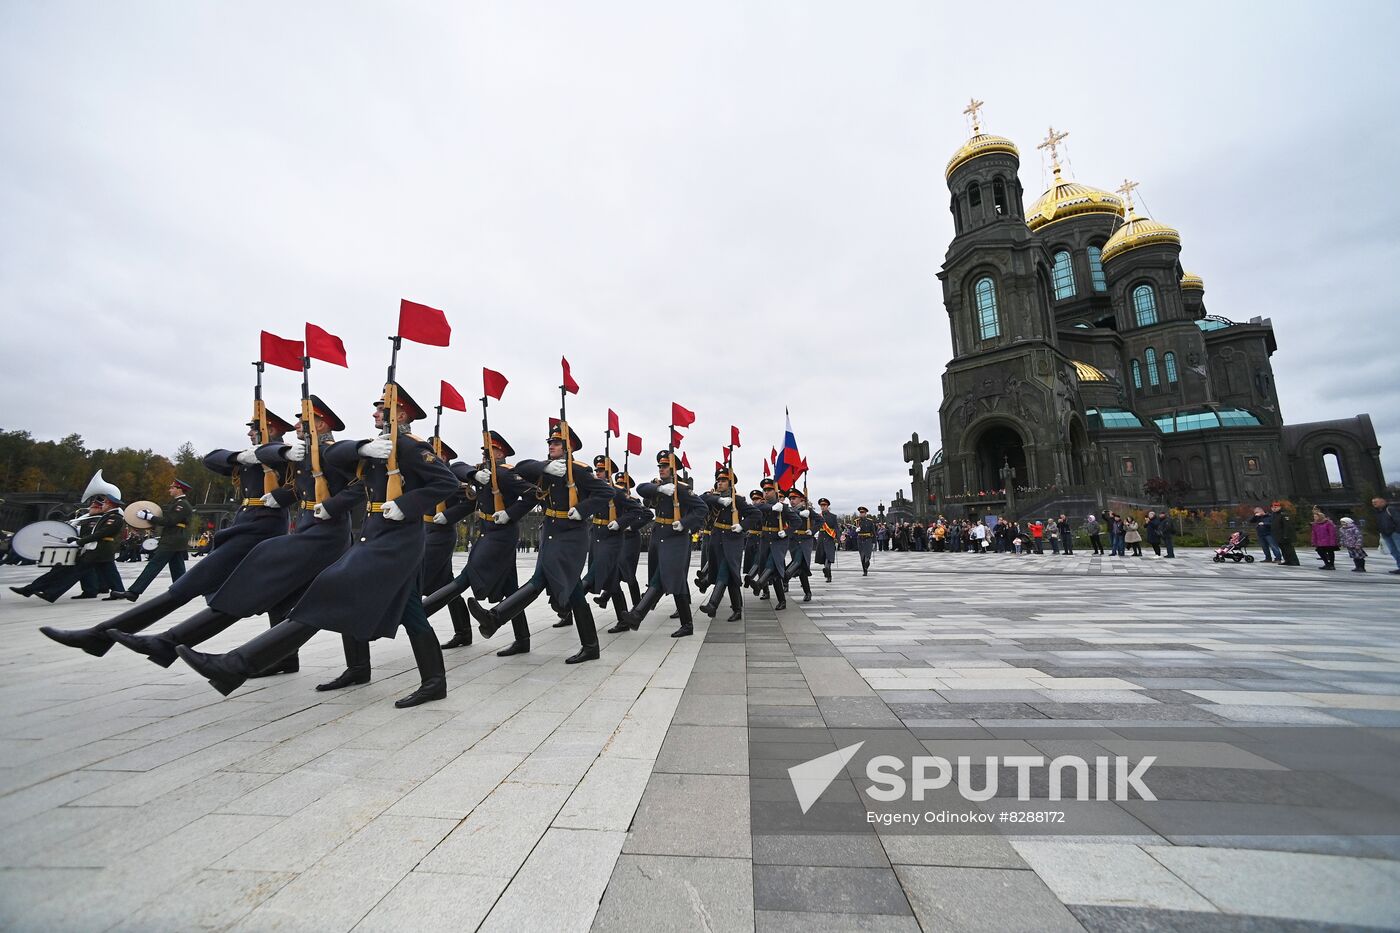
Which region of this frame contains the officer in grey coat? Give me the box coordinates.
[698,467,761,621]
[782,487,819,602]
[625,451,708,637]
[814,497,839,582]
[855,506,877,575]
[751,478,799,610]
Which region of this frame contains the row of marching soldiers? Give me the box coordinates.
[37,384,851,709]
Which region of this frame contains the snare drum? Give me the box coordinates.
[141,538,159,553]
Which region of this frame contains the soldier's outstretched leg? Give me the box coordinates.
[671,599,693,639]
[318,636,371,691]
[40,592,184,658]
[248,607,300,677]
[698,583,724,618]
[565,585,600,664]
[109,606,241,668]
[726,582,744,622]
[623,581,664,629]
[627,576,642,608]
[497,611,531,657]
[468,578,545,639]
[177,620,318,697]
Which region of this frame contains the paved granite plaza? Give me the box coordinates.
[2,549,1398,931]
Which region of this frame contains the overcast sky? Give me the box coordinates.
[3,1,1397,507]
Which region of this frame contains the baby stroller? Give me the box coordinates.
[1212,531,1255,563]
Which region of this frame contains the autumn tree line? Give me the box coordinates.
[0,430,237,506]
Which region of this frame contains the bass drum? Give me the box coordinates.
[124,500,163,530]
[10,521,79,562]
[141,538,159,553]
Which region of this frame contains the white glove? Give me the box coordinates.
[259,493,279,507]
[285,440,307,462]
[567,507,582,521]
[800,509,811,518]
[236,448,260,466]
[137,509,155,521]
[772,502,784,512]
[607,520,620,531]
[81,542,98,553]
[718,496,732,506]
[359,437,394,460]
[778,530,788,538]
[381,500,405,521]
[313,503,331,520]
[432,512,448,525]
[544,459,568,477]
[492,510,510,525]
[672,520,683,531]
[474,469,491,484]
[658,483,676,496]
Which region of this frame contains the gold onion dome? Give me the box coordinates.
[1180,271,1205,291]
[1072,360,1111,383]
[1026,168,1125,231]
[945,133,1019,178]
[1100,209,1181,264]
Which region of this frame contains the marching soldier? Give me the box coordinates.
[741,488,764,586]
[782,487,818,602]
[423,431,539,657]
[177,384,460,707]
[39,413,295,654]
[698,466,760,621]
[623,450,707,637]
[14,495,126,603]
[855,505,877,575]
[814,497,839,582]
[466,423,612,664]
[120,479,195,600]
[750,478,798,610]
[597,472,645,611]
[106,398,360,677]
[421,437,474,649]
[581,457,650,633]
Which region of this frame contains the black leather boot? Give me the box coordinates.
[497,612,531,656]
[110,606,240,668]
[698,584,724,618]
[671,600,693,638]
[247,613,301,677]
[751,566,774,597]
[594,592,610,608]
[726,582,744,622]
[566,598,600,664]
[622,583,663,630]
[41,591,184,658]
[553,610,573,628]
[783,560,801,582]
[317,636,371,691]
[423,571,472,618]
[823,565,832,582]
[395,626,447,707]
[177,621,317,696]
[468,580,544,639]
[440,597,473,648]
[605,585,632,633]
[774,579,787,611]
[801,577,812,602]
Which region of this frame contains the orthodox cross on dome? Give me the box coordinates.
[1038,125,1069,175]
[963,97,985,134]
[1116,178,1139,211]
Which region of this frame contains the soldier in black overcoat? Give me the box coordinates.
[39,412,294,655]
[466,424,613,663]
[423,431,539,657]
[580,459,650,633]
[855,506,877,575]
[176,384,459,708]
[104,398,358,679]
[814,496,839,582]
[697,467,761,621]
[751,478,799,610]
[781,487,819,602]
[623,451,708,637]
[741,488,764,585]
[420,437,473,648]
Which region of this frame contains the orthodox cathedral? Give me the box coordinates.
[929,102,1385,513]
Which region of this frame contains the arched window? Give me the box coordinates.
[1323,449,1343,488]
[1131,359,1142,389]
[1164,351,1178,384]
[1133,284,1158,326]
[1051,251,1076,300]
[1087,246,1107,292]
[992,178,1007,216]
[968,183,982,210]
[974,277,999,340]
[1145,347,1160,386]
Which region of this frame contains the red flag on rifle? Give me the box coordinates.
[715,460,724,473]
[305,324,348,367]
[671,428,684,448]
[671,402,696,428]
[627,433,643,456]
[260,331,303,372]
[398,299,451,346]
[681,451,691,470]
[730,425,741,448]
[607,409,620,437]
[561,357,579,394]
[483,368,508,401]
[722,446,732,461]
[440,380,467,412]
[771,446,779,465]
[763,458,771,477]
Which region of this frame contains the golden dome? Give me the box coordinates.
[1100,211,1181,264]
[1072,360,1110,383]
[945,133,1019,179]
[1026,169,1125,231]
[1180,271,1204,291]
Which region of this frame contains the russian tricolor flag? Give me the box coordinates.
[774,409,805,491]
